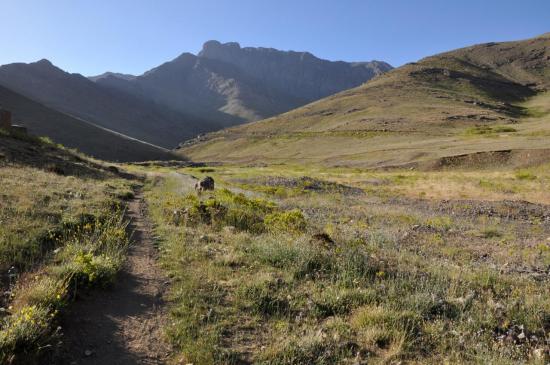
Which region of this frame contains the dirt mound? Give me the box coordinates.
[423,149,550,170]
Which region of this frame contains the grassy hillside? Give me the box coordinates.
[178,33,550,167]
[0,130,136,364]
[0,85,176,162]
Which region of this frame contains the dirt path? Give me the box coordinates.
[55,192,171,365]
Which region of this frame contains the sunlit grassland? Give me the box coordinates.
[178,161,550,204]
[145,164,549,364]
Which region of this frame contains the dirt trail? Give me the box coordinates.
[55,192,171,365]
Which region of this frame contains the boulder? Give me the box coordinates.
[195,176,215,192]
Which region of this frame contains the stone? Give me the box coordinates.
[195,176,215,192]
[10,125,27,134]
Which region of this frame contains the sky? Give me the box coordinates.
[1,0,549,76]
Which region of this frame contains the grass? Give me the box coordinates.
[143,165,550,364]
[464,125,518,136]
[178,35,550,168]
[0,139,135,363]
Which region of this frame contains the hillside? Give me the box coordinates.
[178,33,550,167]
[0,60,216,148]
[94,41,392,125]
[0,84,175,162]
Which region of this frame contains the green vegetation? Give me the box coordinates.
[464,125,518,136]
[144,165,550,364]
[0,136,134,363]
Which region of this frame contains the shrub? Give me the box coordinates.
[0,306,52,363]
[426,216,453,231]
[264,210,307,234]
[515,170,537,181]
[70,252,119,287]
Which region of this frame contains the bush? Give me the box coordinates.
[265,210,307,234]
[515,170,537,181]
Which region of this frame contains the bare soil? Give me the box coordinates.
[53,192,171,365]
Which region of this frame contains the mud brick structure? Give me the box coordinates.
[0,108,12,129]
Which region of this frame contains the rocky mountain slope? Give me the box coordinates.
[0,84,175,161]
[94,41,392,126]
[0,60,218,148]
[178,33,550,167]
[0,43,391,157]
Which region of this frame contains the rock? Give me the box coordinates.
[10,125,28,134]
[107,165,119,174]
[45,163,65,176]
[195,176,215,192]
[310,233,335,248]
[84,349,93,357]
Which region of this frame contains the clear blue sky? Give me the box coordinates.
[1,0,549,76]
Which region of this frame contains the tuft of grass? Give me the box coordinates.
[515,170,537,181]
[464,125,518,136]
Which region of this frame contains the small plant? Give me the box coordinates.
[426,216,453,231]
[264,209,307,234]
[479,228,502,239]
[514,170,537,181]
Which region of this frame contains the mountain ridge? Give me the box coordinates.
[0,59,218,148]
[0,83,175,161]
[178,33,550,167]
[93,41,392,125]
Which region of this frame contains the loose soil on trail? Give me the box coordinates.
[54,192,171,365]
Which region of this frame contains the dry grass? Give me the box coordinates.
[144,163,550,364]
[178,36,550,168]
[0,136,135,364]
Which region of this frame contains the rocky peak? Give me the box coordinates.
[199,40,243,61]
[34,59,54,67]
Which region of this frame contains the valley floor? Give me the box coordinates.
[134,162,550,364]
[1,129,549,364]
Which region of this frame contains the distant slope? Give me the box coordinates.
[0,84,175,162]
[94,41,392,126]
[0,60,216,148]
[178,33,550,167]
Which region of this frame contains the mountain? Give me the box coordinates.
[88,72,136,82]
[177,33,550,168]
[94,41,392,125]
[0,84,175,162]
[0,60,217,148]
